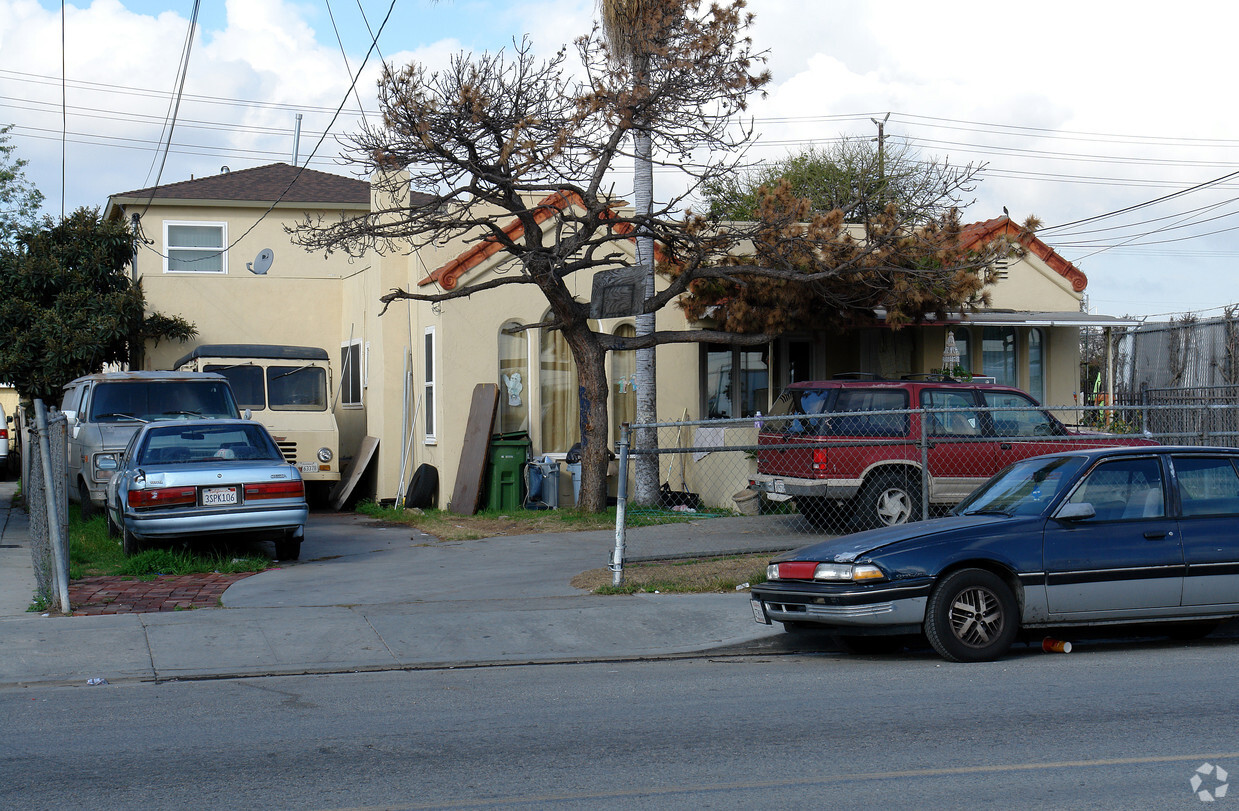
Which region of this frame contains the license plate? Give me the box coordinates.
[751,598,770,625]
[201,487,238,506]
[298,463,317,473]
[773,479,786,494]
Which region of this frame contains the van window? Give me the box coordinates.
[205,365,265,410]
[89,381,238,422]
[267,366,327,411]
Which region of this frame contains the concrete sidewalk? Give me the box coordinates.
[0,485,800,687]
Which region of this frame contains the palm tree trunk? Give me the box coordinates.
[633,128,660,504]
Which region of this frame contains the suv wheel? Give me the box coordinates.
[856,471,921,528]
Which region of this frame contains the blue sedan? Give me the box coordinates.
[750,446,1239,662]
[105,419,308,560]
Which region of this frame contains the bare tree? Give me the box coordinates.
[292,0,1007,512]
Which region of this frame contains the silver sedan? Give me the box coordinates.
[105,419,308,559]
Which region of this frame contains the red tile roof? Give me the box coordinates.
[111,162,371,206]
[959,215,1087,293]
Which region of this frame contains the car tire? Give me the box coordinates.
[274,533,302,561]
[78,479,96,521]
[405,464,438,509]
[855,471,921,528]
[924,568,1019,663]
[121,524,142,556]
[106,510,119,539]
[795,496,846,532]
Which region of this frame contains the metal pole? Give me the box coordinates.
[35,400,70,614]
[919,409,930,521]
[610,424,631,587]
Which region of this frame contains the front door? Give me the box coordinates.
[1044,456,1183,615]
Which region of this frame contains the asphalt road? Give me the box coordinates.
[5,634,1237,810]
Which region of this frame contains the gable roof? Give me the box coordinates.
[108,162,371,208]
[958,215,1088,293]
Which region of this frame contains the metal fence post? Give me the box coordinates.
[919,409,930,521]
[34,400,70,614]
[610,424,631,587]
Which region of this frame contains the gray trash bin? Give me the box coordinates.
[523,456,561,509]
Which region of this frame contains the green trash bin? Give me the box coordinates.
[485,431,531,511]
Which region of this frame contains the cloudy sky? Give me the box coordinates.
[2,0,1237,320]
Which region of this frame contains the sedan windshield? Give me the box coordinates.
[137,424,282,465]
[954,455,1087,516]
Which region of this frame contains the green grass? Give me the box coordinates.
[355,500,734,542]
[68,506,271,580]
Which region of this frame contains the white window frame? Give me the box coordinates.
[340,339,364,408]
[163,220,227,274]
[424,327,437,444]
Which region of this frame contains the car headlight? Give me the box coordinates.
[814,562,886,582]
[92,453,119,480]
[317,447,333,463]
[766,564,780,580]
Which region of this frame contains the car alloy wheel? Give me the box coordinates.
[925,568,1019,663]
[857,471,921,528]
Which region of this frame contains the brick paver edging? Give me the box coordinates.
[68,572,259,615]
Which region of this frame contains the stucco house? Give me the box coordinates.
[105,163,1128,509]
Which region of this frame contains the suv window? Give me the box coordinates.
[831,389,908,437]
[922,389,981,436]
[982,390,1058,437]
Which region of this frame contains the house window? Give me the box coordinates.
[704,343,769,419]
[498,322,529,435]
[1028,328,1045,402]
[424,327,436,442]
[164,221,226,273]
[340,340,363,408]
[950,328,972,373]
[982,327,1017,387]
[611,324,636,441]
[540,325,579,453]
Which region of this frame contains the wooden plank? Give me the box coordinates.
[449,383,499,515]
[330,435,379,511]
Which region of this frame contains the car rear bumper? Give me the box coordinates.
[749,474,861,500]
[124,505,308,540]
[750,578,931,632]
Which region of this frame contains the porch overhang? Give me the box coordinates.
[873,309,1143,329]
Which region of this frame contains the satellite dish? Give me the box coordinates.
[247,248,274,275]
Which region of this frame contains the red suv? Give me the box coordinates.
[750,378,1155,529]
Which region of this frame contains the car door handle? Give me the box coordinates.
[1000,443,1012,450]
[1143,530,1171,540]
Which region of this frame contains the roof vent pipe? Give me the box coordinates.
[293,113,303,166]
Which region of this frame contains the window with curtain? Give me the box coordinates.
[498,322,529,434]
[165,221,226,272]
[540,326,579,453]
[611,324,636,440]
[982,326,1017,387]
[703,343,769,418]
[1028,328,1044,402]
[424,328,436,441]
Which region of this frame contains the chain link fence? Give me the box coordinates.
[26,408,69,611]
[614,403,1239,546]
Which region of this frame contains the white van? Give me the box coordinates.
[174,345,341,499]
[62,371,241,518]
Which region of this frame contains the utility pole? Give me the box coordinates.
[871,112,890,203]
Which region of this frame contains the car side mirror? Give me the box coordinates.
[1055,502,1096,521]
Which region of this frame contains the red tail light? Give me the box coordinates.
[128,487,197,509]
[812,448,829,472]
[0,429,8,439]
[243,480,305,500]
